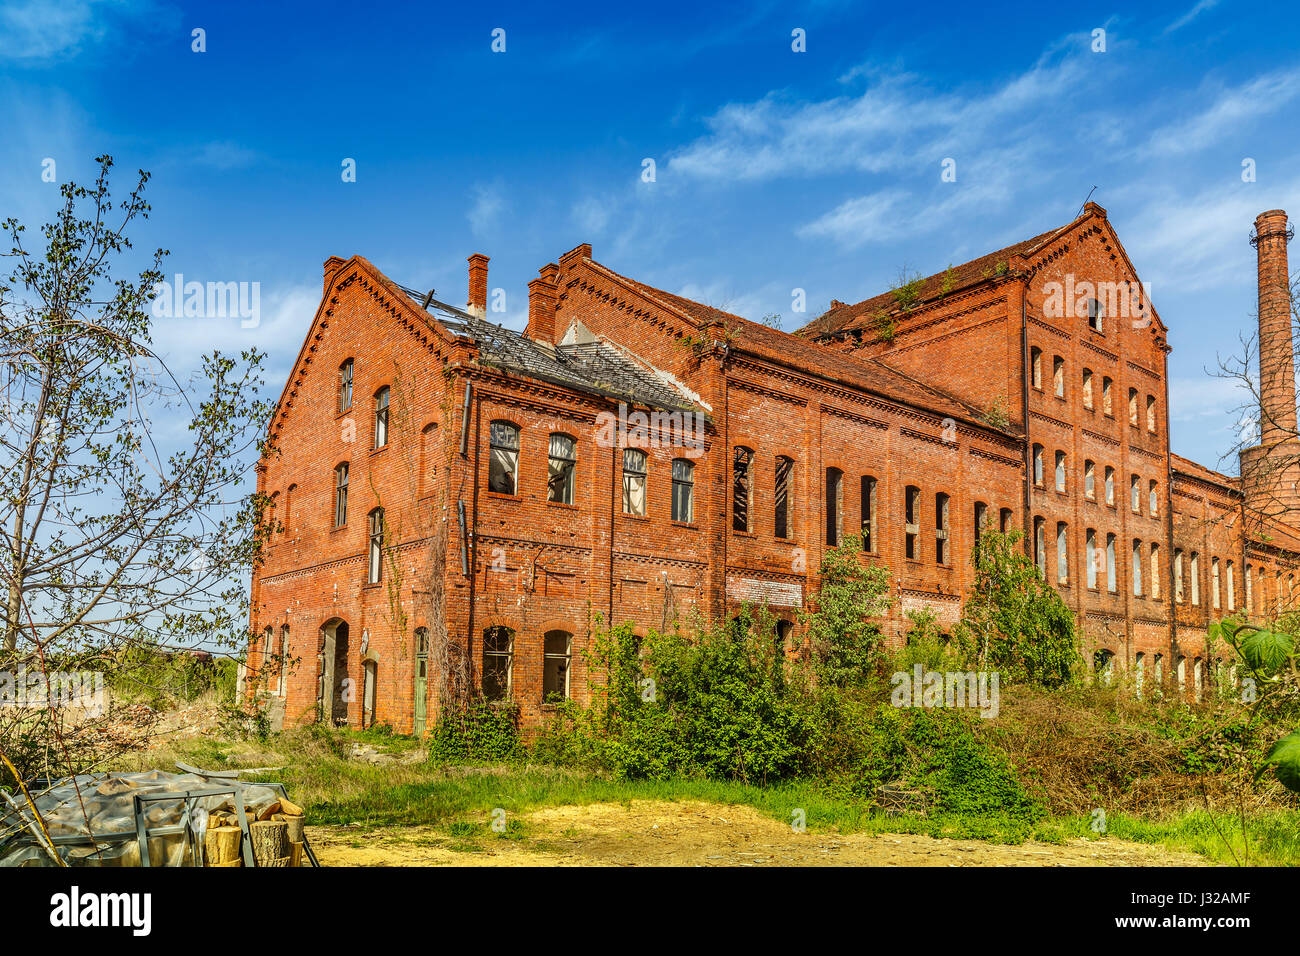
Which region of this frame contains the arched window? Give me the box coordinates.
[974,500,988,545]
[1149,479,1159,516]
[543,630,573,702]
[334,462,349,527]
[547,433,577,505]
[671,458,695,523]
[1211,557,1221,610]
[1146,395,1157,432]
[1128,388,1139,426]
[1193,658,1205,700]
[488,420,520,495]
[1054,450,1066,492]
[338,358,354,413]
[482,626,514,700]
[1032,444,1044,486]
[1176,655,1187,692]
[825,467,844,547]
[1130,474,1141,512]
[1135,652,1146,698]
[935,492,950,565]
[1094,649,1114,685]
[1084,460,1095,499]
[1104,466,1115,505]
[1226,561,1236,611]
[368,508,384,584]
[1106,533,1117,593]
[362,660,377,727]
[1246,565,1254,613]
[774,456,794,539]
[1086,528,1098,590]
[1053,356,1065,397]
[419,422,438,498]
[1082,368,1094,409]
[622,448,648,516]
[1056,522,1068,585]
[1190,553,1201,605]
[732,446,754,532]
[1132,539,1143,596]
[1150,543,1161,599]
[862,476,879,552]
[1174,549,1185,603]
[1102,377,1113,416]
[373,386,390,448]
[1033,516,1046,577]
[414,626,429,735]
[1030,347,1042,389]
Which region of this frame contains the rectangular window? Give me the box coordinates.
[488,420,520,495]
[1032,445,1044,486]
[1082,369,1094,409]
[1084,461,1095,499]
[334,463,349,527]
[999,508,1012,533]
[671,458,694,523]
[905,485,920,560]
[338,359,353,414]
[543,630,572,702]
[1102,377,1113,416]
[1031,347,1042,389]
[1132,539,1142,596]
[733,447,753,532]
[775,456,794,539]
[862,476,878,552]
[1053,356,1065,398]
[1151,544,1161,599]
[1130,474,1141,513]
[1104,466,1115,506]
[1227,561,1236,611]
[1212,557,1221,610]
[1146,395,1157,432]
[547,433,577,505]
[1149,480,1158,516]
[1174,550,1185,603]
[935,492,949,565]
[826,467,843,547]
[1128,388,1139,426]
[374,386,389,448]
[622,448,647,516]
[1191,553,1200,605]
[1055,450,1066,492]
[368,508,384,584]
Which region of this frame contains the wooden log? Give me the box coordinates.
[289,842,303,867]
[249,820,290,867]
[204,826,242,866]
[283,814,306,844]
[279,797,303,817]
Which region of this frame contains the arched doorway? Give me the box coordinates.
[318,618,350,726]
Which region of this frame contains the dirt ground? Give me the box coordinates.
[306,799,1209,867]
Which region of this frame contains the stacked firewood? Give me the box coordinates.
[203,798,306,867]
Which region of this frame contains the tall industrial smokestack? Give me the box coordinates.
[1240,209,1300,526]
[1254,209,1296,446]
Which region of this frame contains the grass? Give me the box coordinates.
[112,724,1300,866]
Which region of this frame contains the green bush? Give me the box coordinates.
[427,698,522,763]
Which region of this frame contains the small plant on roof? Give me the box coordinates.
[890,268,925,312]
[939,264,955,298]
[872,311,897,344]
[981,395,1011,431]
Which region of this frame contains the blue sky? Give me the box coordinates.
[1,0,1296,473]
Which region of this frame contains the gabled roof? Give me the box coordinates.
[585,262,1012,434]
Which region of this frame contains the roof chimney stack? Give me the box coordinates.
[526,263,560,344]
[467,254,489,317]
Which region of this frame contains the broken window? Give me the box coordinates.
[1034,516,1046,576]
[1175,549,1185,603]
[1128,388,1139,426]
[1149,479,1159,516]
[543,630,572,703]
[374,386,390,448]
[1131,474,1141,512]
[1106,533,1117,593]
[1053,356,1065,397]
[1082,368,1094,409]
[1086,528,1098,589]
[999,508,1012,533]
[547,433,577,505]
[1190,552,1200,605]
[774,456,794,539]
[622,448,647,516]
[974,500,987,545]
[334,462,349,527]
[1102,377,1113,416]
[368,507,384,584]
[1147,394,1157,432]
[482,626,514,701]
[671,458,694,523]
[1104,465,1115,505]
[1054,450,1066,492]
[1084,460,1095,499]
[1151,544,1161,599]
[488,420,520,495]
[1057,522,1068,585]
[1030,347,1042,389]
[1086,297,1104,332]
[732,446,754,532]
[935,492,949,565]
[904,485,920,560]
[1032,444,1044,486]
[338,358,353,413]
[825,467,843,547]
[862,476,878,552]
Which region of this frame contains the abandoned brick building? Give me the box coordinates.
[245,203,1300,733]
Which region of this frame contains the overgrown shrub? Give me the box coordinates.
[427,698,522,763]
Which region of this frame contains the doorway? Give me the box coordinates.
[318,619,350,726]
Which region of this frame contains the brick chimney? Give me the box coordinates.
[1254,210,1295,446]
[467,254,489,316]
[1240,209,1300,523]
[526,263,559,344]
[323,256,346,292]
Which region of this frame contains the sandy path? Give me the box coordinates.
[306,799,1208,867]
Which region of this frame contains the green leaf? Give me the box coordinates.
[1260,731,1300,795]
[1238,628,1293,676]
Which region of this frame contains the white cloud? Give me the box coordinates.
[1142,68,1300,157]
[467,184,505,238]
[796,189,910,248]
[571,195,612,235]
[1165,0,1219,34]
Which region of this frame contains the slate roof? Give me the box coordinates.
[798,216,1084,340]
[594,267,1006,432]
[395,285,698,414]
